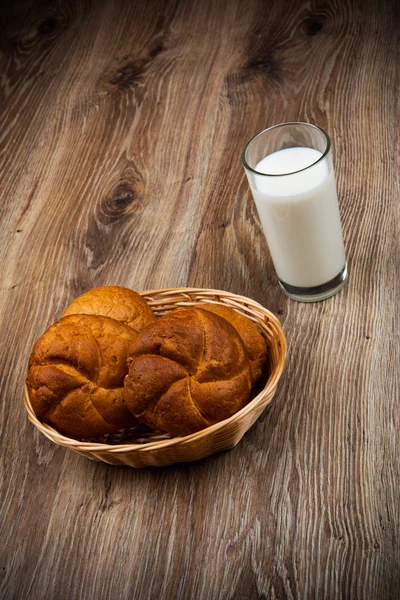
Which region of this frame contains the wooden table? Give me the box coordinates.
[1,1,399,598]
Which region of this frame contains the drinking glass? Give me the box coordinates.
[242,122,348,302]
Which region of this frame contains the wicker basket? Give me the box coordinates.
[24,288,287,468]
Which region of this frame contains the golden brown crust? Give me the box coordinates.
[124,308,252,436]
[63,286,155,333]
[199,303,268,384]
[26,314,139,438]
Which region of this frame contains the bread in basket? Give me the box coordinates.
[24,288,287,468]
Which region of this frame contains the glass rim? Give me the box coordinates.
[241,122,331,177]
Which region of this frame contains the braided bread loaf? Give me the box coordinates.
[124,307,252,436]
[26,314,139,438]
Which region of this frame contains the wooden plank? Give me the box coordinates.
[0,0,399,598]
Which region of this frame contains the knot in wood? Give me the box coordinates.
[108,61,146,88]
[38,17,58,36]
[110,184,135,210]
[305,16,324,36]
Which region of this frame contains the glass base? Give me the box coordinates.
[278,263,348,303]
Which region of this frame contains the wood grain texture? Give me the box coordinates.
[0,0,399,598]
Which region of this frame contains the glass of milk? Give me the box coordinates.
[242,122,348,302]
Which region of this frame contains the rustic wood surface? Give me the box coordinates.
[1,0,399,598]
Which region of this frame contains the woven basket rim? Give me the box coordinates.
[24,287,287,454]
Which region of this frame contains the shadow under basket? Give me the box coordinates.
[24,288,287,468]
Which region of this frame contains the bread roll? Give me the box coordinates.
[26,314,139,438]
[124,307,252,436]
[63,286,155,333]
[199,303,268,384]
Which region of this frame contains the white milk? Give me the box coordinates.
[252,147,346,288]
